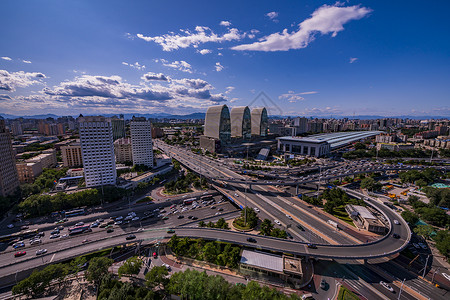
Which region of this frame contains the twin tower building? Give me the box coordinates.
[78,116,153,188]
[200,105,268,153]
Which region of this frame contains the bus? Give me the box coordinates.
[200,195,213,202]
[68,225,91,235]
[183,198,196,205]
[0,228,40,244]
[64,208,86,218]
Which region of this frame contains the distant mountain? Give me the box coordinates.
[0,113,61,119]
[1,112,448,120]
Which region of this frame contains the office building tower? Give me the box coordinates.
[110,116,126,141]
[11,121,23,136]
[78,116,116,187]
[0,120,20,197]
[130,117,154,168]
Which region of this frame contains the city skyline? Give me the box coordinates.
[1,0,449,117]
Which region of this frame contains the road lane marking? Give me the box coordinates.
[49,253,56,263]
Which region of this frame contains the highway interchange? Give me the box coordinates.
[0,140,449,299]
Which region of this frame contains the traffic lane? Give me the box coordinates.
[348,264,416,300]
[245,184,347,245]
[0,228,172,278]
[0,202,237,266]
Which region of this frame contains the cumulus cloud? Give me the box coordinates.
[349,57,358,63]
[215,62,224,72]
[137,26,244,51]
[225,86,235,94]
[22,60,32,64]
[43,75,171,101]
[172,78,211,89]
[122,61,146,70]
[141,72,169,81]
[1,57,12,61]
[299,91,318,95]
[233,4,371,51]
[220,21,231,27]
[0,94,12,101]
[159,59,193,73]
[197,49,212,55]
[266,11,279,22]
[0,70,46,92]
[279,91,306,103]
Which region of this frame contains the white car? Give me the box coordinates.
[443,273,450,281]
[115,216,123,221]
[30,239,41,245]
[393,219,400,225]
[286,214,293,220]
[132,217,140,221]
[75,222,84,226]
[254,207,260,213]
[60,234,69,239]
[114,221,123,225]
[35,249,47,255]
[124,215,133,221]
[380,281,394,292]
[274,220,281,226]
[7,224,14,229]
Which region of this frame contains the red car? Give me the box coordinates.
[153,252,158,258]
[14,251,26,257]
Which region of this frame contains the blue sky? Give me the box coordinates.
[1,0,449,117]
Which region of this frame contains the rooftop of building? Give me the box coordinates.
[277,131,383,149]
[283,256,303,275]
[240,250,283,273]
[346,204,377,220]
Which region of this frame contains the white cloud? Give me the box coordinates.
[349,57,358,63]
[22,60,32,64]
[198,49,212,55]
[225,86,235,94]
[220,21,231,27]
[218,52,223,56]
[141,72,169,81]
[233,4,371,51]
[299,91,318,95]
[230,97,239,103]
[0,70,46,92]
[266,11,279,21]
[137,26,244,51]
[172,78,211,89]
[279,91,305,103]
[159,59,193,73]
[1,57,12,61]
[122,61,146,70]
[215,62,224,72]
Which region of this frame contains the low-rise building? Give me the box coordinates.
[376,143,414,152]
[16,162,43,183]
[114,137,133,163]
[61,140,83,167]
[27,149,57,169]
[345,204,385,233]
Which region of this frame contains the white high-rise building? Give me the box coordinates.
[78,116,116,187]
[130,117,154,168]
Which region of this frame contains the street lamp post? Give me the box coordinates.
[398,278,406,300]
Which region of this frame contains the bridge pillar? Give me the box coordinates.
[363,258,368,264]
[296,184,299,195]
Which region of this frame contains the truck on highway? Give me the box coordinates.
[327,220,339,229]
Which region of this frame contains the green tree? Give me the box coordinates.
[199,220,206,227]
[145,265,169,290]
[401,210,419,227]
[415,179,428,188]
[85,257,114,287]
[414,224,434,240]
[433,230,450,259]
[118,256,143,277]
[260,219,274,236]
[360,177,381,191]
[215,218,229,229]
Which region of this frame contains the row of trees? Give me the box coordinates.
[164,171,207,194]
[168,235,241,268]
[422,186,450,208]
[199,218,230,229]
[260,219,288,239]
[406,196,449,227]
[18,186,126,217]
[13,256,113,298]
[398,168,441,185]
[322,188,364,214]
[20,168,68,197]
